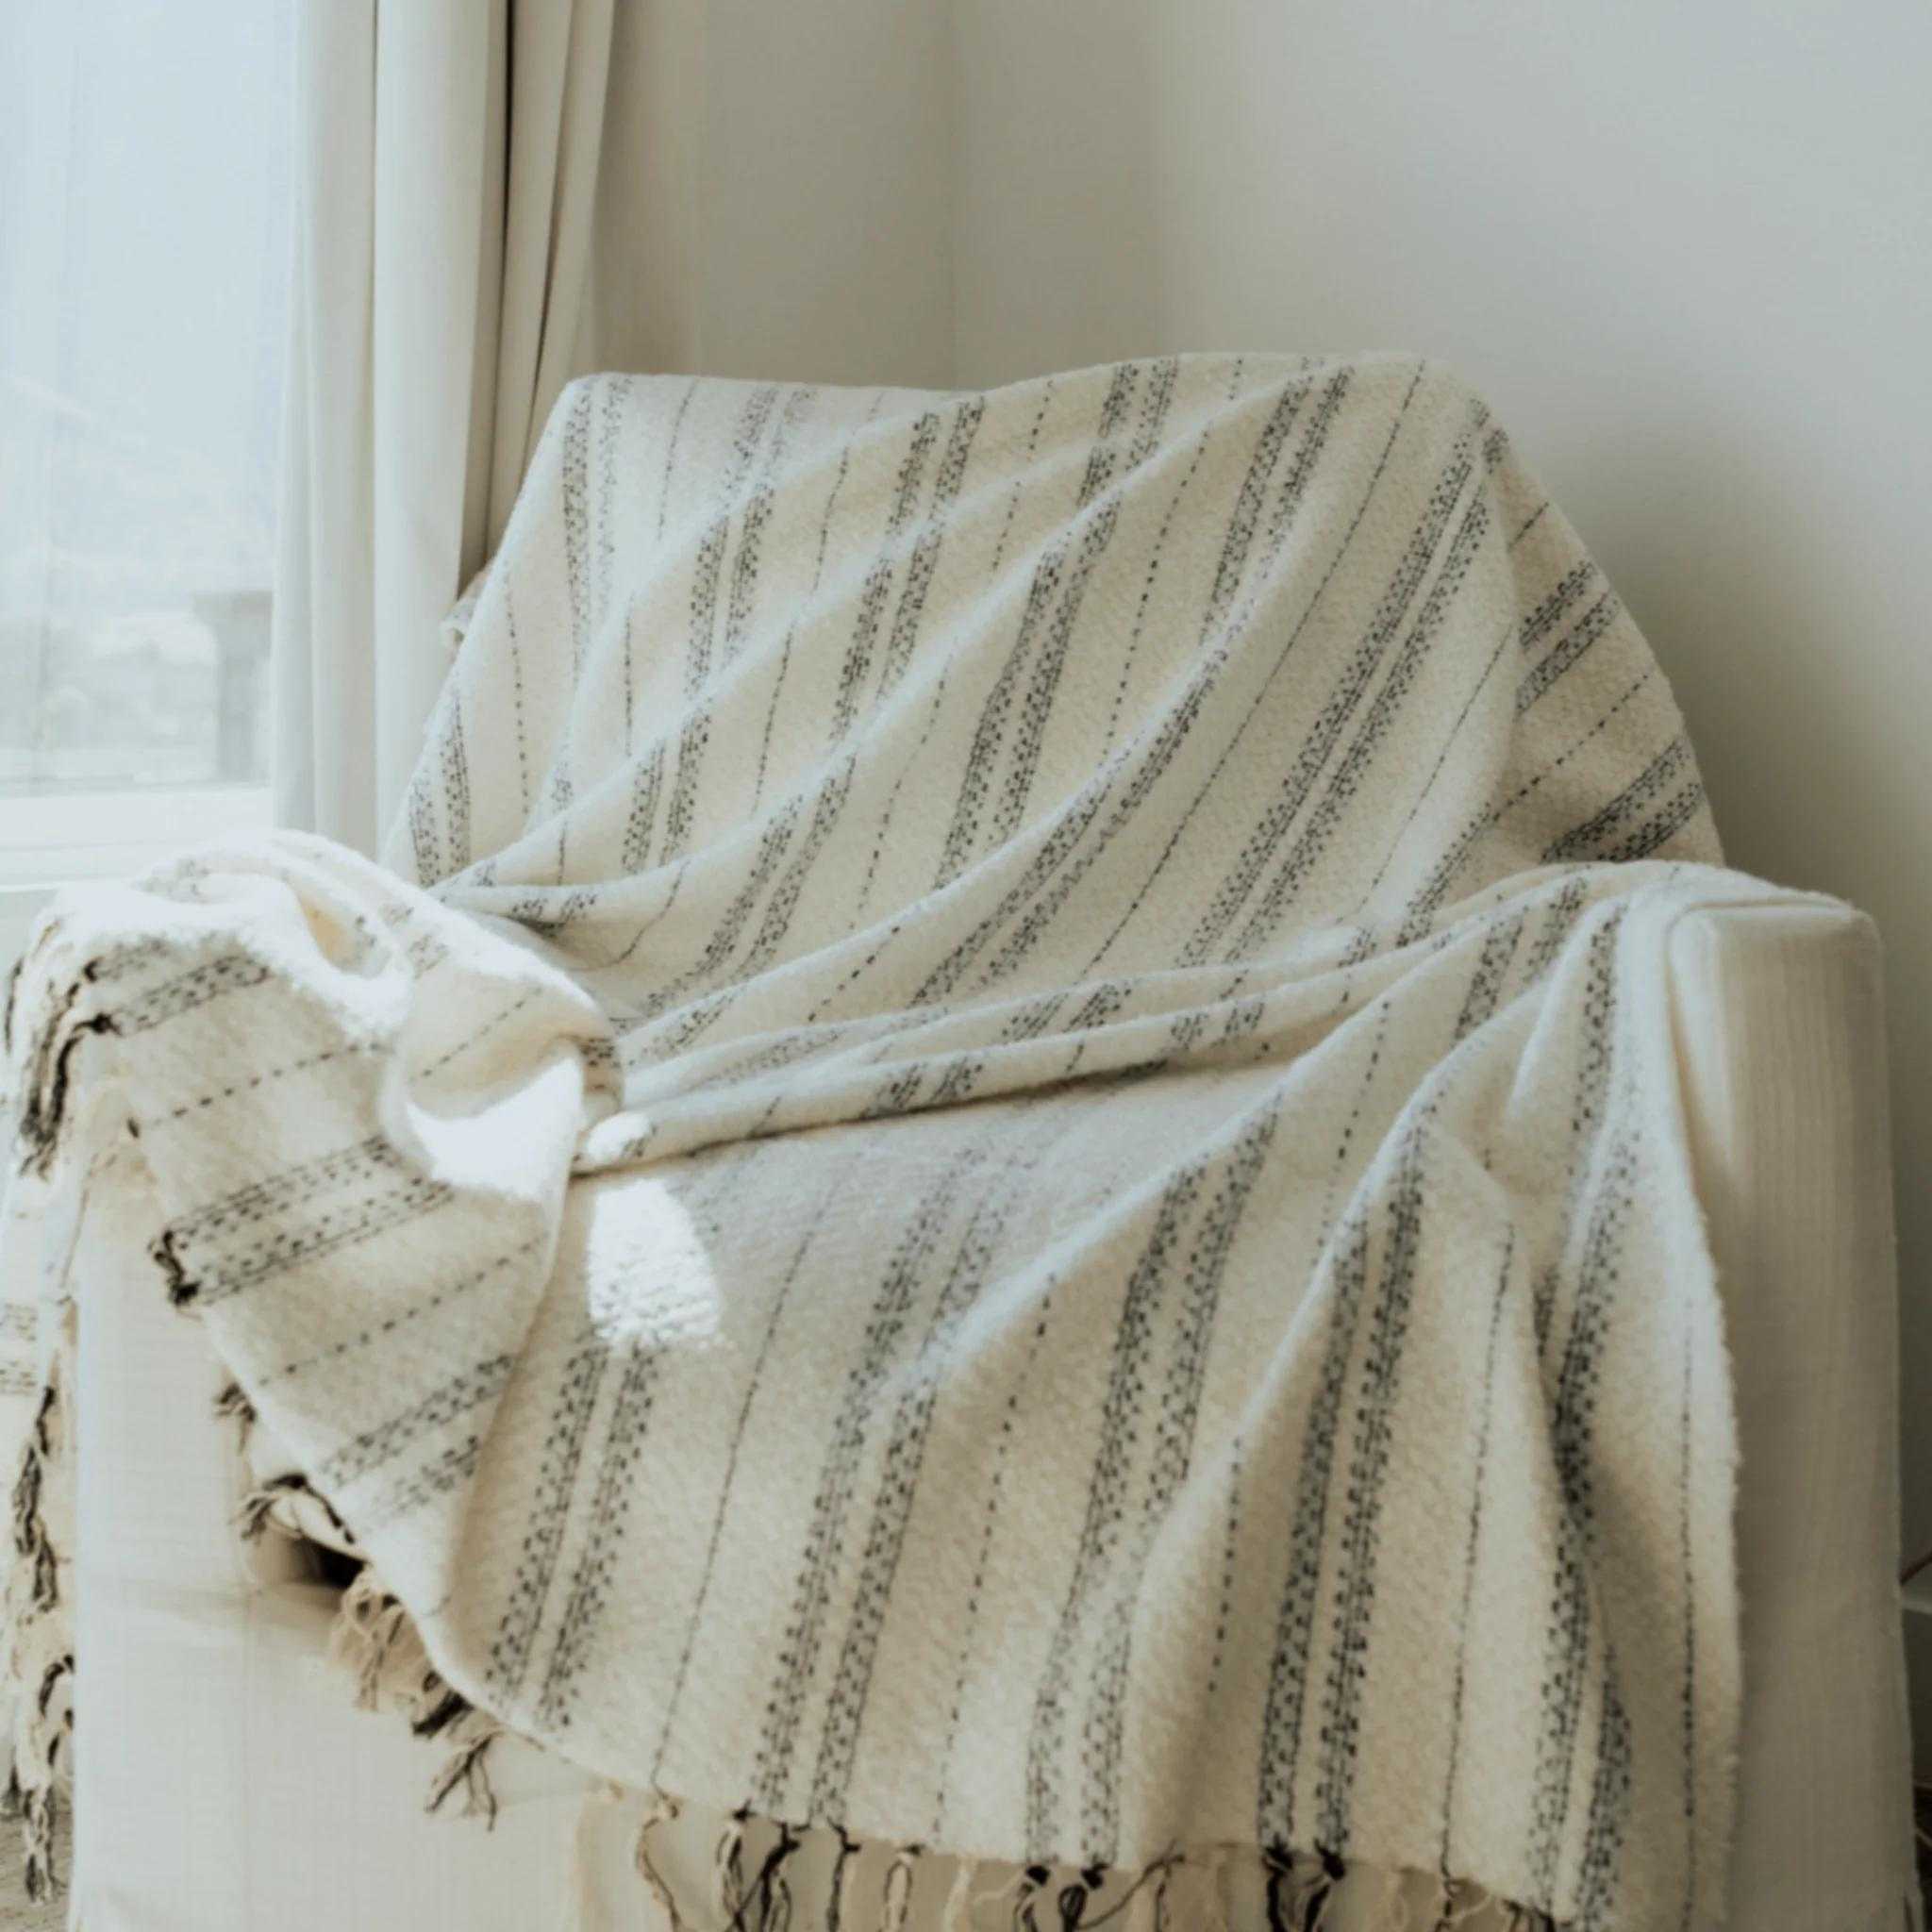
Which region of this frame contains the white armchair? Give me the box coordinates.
[63,901,1913,1930]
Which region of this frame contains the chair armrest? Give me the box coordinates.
[1668,902,1914,1926]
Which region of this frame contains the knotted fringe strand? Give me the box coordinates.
[635,1792,691,1931]
[715,1807,751,1925]
[1014,1863,1050,1932]
[238,1467,358,1551]
[878,1842,919,1932]
[1149,1859,1174,1932]
[213,1379,257,1450]
[827,1826,861,1932]
[1265,1840,1345,1930]
[1065,1849,1182,1928]
[938,1859,974,1930]
[419,1691,506,1825]
[237,1472,319,1542]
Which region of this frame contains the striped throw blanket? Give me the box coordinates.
[7,356,1761,1927]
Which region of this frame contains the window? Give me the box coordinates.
[0,0,292,955]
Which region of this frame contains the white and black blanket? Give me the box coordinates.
[4,356,1771,1927]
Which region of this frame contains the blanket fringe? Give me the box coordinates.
[715,1807,750,1924]
[938,1859,974,1930]
[15,972,116,1182]
[237,1472,316,1542]
[2,1296,1569,1930]
[10,1386,58,1618]
[637,1793,692,1931]
[238,1467,358,1553]
[309,1559,1566,1932]
[2,1357,74,1903]
[878,1842,919,1932]
[213,1378,257,1449]
[325,1562,503,1825]
[618,1836,1556,1931]
[827,1825,861,1932]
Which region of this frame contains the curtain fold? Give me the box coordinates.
[273,0,615,852]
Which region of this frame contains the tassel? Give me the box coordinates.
[1078,1849,1177,1929]
[413,1674,503,1827]
[237,1468,355,1549]
[11,1383,59,1614]
[326,1564,504,1828]
[1057,1866,1104,1928]
[409,1687,473,1743]
[149,1225,200,1307]
[731,1818,799,1932]
[328,1566,415,1708]
[424,1713,502,1825]
[939,1859,975,1931]
[1263,1843,1293,1932]
[20,1783,55,1905]
[880,1842,921,1932]
[634,1792,690,1932]
[213,1379,257,1448]
[764,1873,794,1932]
[715,1807,750,1926]
[1293,1845,1346,1932]
[237,1473,314,1541]
[827,1825,862,1932]
[1014,1862,1051,1932]
[17,984,116,1180]
[3,1357,73,1902]
[14,1653,72,1903]
[1136,1862,1166,1924]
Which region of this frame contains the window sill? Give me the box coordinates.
[0,786,272,966]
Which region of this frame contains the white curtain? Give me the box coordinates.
[273,0,616,852]
[272,0,964,852]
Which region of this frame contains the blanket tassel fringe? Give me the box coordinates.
[314,1559,1565,1931]
[326,1562,505,1825]
[4,1370,73,1903]
[614,1801,1560,1931]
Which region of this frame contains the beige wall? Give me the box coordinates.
[590,0,956,392]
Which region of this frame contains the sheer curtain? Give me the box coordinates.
[0,0,292,822]
[273,0,618,854]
